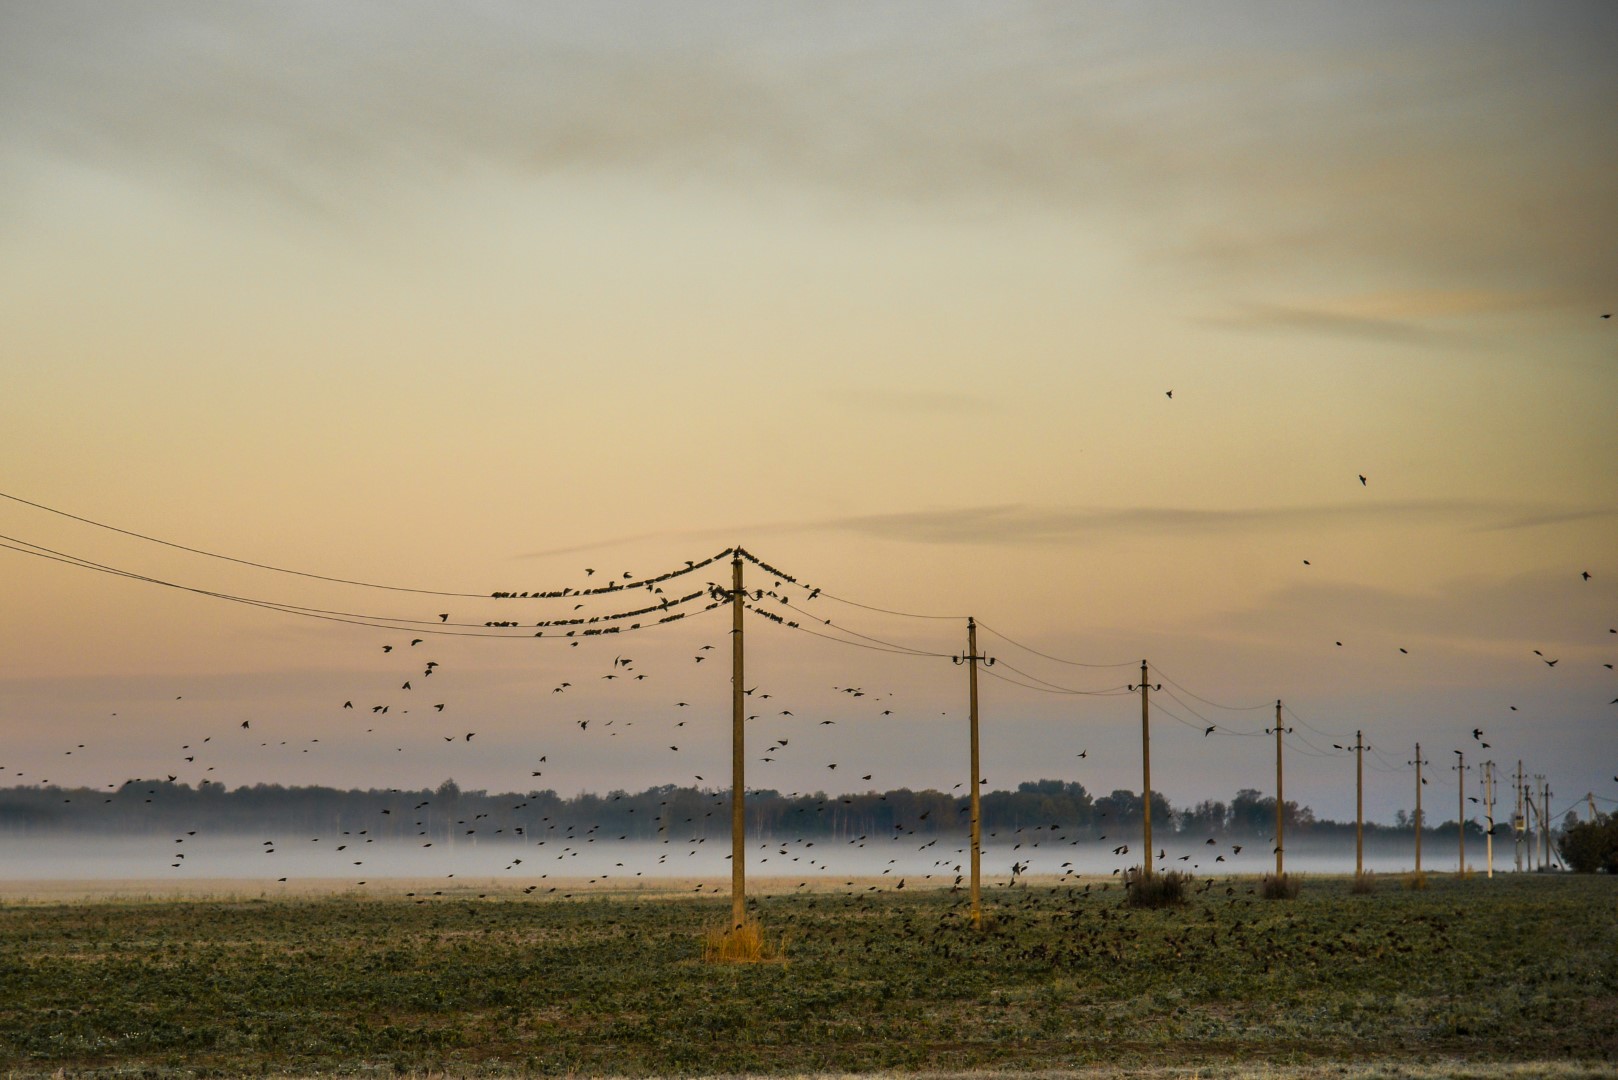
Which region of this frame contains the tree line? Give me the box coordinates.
[0,777,1494,843]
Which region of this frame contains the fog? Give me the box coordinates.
[1,832,1511,885]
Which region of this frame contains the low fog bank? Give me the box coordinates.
[1,831,1542,884]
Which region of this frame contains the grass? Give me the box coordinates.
[703,916,785,963]
[1124,867,1189,908]
[1261,872,1301,900]
[0,873,1613,1077]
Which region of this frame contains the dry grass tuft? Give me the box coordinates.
[1261,872,1301,900]
[1405,869,1430,891]
[1351,870,1377,894]
[1123,867,1189,909]
[702,918,785,964]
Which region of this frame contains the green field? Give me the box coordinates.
[1,873,1614,1078]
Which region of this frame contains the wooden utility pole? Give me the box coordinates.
[1541,778,1551,868]
[1514,761,1525,873]
[1456,751,1467,873]
[729,553,746,930]
[1130,661,1160,879]
[1355,730,1364,877]
[1271,701,1289,878]
[1533,767,1546,867]
[1482,760,1495,879]
[965,617,985,927]
[1524,775,1536,871]
[1412,743,1424,875]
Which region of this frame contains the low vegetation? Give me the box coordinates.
[1261,871,1301,899]
[1123,866,1189,908]
[0,874,1613,1077]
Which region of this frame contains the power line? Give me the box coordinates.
[982,659,1133,697]
[735,547,966,620]
[1151,666,1273,712]
[0,488,733,601]
[1156,687,1267,736]
[1282,703,1352,741]
[744,605,953,658]
[764,596,956,657]
[973,621,1137,668]
[0,535,724,640]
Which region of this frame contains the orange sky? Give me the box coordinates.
[1,2,1614,825]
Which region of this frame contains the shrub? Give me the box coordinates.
[1558,814,1618,873]
[1260,873,1300,900]
[1350,871,1376,894]
[1123,867,1188,909]
[1404,870,1430,891]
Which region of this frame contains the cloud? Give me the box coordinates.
[813,499,1541,547]
[2,1,1614,305]
[1202,304,1435,346]
[1473,507,1618,533]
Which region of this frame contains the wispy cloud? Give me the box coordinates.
[813,500,1530,546]
[1203,304,1436,345]
[3,2,1614,301]
[1473,507,1618,532]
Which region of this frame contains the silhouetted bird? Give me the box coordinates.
[1358,474,1367,486]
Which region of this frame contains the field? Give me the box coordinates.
[1,873,1614,1078]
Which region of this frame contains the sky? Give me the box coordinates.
[1,1,1615,832]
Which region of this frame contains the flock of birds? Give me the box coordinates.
[7,515,1610,892]
[4,316,1616,893]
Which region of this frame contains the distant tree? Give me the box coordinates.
[1179,799,1229,833]
[1558,813,1618,874]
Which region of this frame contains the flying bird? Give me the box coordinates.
[1358,474,1367,486]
